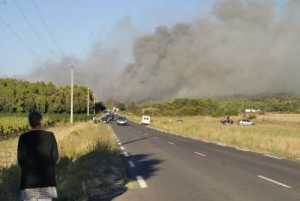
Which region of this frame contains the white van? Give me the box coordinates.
[141,115,151,125]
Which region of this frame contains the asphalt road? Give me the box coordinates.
[112,122,300,201]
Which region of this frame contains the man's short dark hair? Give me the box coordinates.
[29,111,42,128]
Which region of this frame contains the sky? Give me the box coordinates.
[0,0,216,77]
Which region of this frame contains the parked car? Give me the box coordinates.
[239,119,255,126]
[220,116,234,125]
[116,117,128,126]
[102,114,114,123]
[141,115,151,125]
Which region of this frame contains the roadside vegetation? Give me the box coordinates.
[0,113,89,139]
[126,96,300,117]
[0,122,127,201]
[0,78,94,139]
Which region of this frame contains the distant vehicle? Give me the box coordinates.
[239,119,255,126]
[102,114,114,123]
[220,116,234,125]
[116,117,128,126]
[141,115,151,125]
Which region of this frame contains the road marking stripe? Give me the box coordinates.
[194,152,207,157]
[258,175,292,189]
[168,141,175,145]
[128,161,135,168]
[120,146,125,151]
[118,142,122,145]
[216,142,227,147]
[136,176,148,188]
[238,148,250,152]
[123,152,129,157]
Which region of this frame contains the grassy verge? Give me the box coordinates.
[125,113,300,160]
[0,122,127,201]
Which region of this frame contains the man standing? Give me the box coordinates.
[18,111,59,201]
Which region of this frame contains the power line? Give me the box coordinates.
[0,14,41,58]
[30,0,65,57]
[12,0,59,58]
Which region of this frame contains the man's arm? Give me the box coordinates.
[51,133,59,164]
[17,135,24,166]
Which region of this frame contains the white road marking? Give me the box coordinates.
[194,152,207,157]
[123,152,129,157]
[168,141,175,145]
[118,142,122,145]
[258,175,292,189]
[120,146,125,151]
[136,176,148,188]
[238,148,251,152]
[128,160,135,168]
[216,142,227,147]
[265,154,282,160]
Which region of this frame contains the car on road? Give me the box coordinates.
[239,119,255,126]
[102,114,114,124]
[116,117,128,126]
[141,115,151,125]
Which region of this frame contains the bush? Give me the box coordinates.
[248,114,257,120]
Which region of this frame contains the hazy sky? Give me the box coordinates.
[0,0,216,76]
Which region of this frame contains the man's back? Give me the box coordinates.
[18,130,58,190]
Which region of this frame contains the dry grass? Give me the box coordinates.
[52,122,118,159]
[0,122,92,169]
[0,122,127,201]
[127,113,300,160]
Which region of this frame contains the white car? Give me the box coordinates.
[239,119,255,126]
[141,115,151,125]
[116,117,128,126]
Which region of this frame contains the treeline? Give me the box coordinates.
[126,96,300,116]
[0,79,94,113]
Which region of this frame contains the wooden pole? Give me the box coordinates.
[70,66,74,124]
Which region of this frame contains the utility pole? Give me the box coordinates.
[70,66,74,124]
[87,87,90,116]
[94,96,96,116]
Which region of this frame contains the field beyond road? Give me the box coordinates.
[127,113,300,160]
[0,122,127,201]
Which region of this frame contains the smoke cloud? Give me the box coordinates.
[29,17,138,99]
[29,0,300,102]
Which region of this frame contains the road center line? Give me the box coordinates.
[136,176,148,188]
[118,142,122,145]
[194,152,207,157]
[128,160,135,168]
[168,141,175,145]
[258,175,292,189]
[120,146,125,151]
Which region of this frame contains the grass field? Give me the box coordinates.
[0,122,127,201]
[126,113,300,160]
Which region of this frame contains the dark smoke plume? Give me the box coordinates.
[30,1,300,102]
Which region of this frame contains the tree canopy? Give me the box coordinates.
[0,79,95,113]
